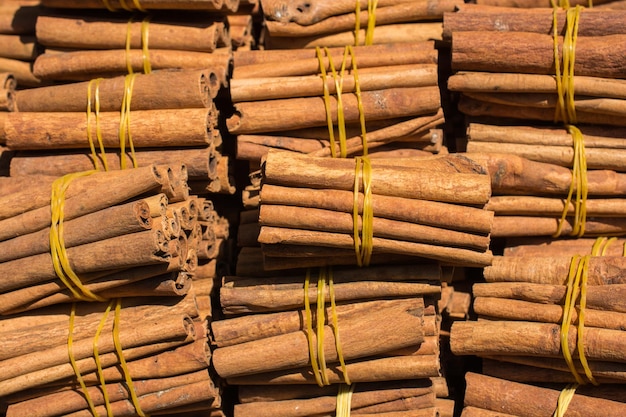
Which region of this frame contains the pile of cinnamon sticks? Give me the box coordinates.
[256,0,456,49]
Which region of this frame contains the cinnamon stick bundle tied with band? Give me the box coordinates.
[257,150,493,269]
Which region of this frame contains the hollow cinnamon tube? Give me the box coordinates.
[0,34,37,60]
[211,297,425,378]
[15,69,217,112]
[33,48,232,83]
[452,31,626,79]
[36,14,225,53]
[486,196,626,216]
[503,237,626,257]
[0,56,42,87]
[463,372,626,417]
[492,216,626,237]
[227,86,441,134]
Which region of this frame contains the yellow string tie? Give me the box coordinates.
[553,125,587,238]
[87,78,109,172]
[141,17,152,74]
[365,0,378,45]
[353,157,373,266]
[354,0,361,46]
[316,268,330,386]
[552,384,577,417]
[316,46,340,158]
[304,268,325,386]
[552,6,582,124]
[94,301,115,417]
[51,172,106,302]
[327,48,348,158]
[125,18,135,74]
[560,254,586,385]
[346,45,368,156]
[336,383,356,417]
[328,267,350,384]
[68,303,100,417]
[113,298,147,416]
[119,74,139,169]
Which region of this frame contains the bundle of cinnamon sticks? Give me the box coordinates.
[257,0,456,49]
[0,293,224,417]
[256,150,494,269]
[0,0,44,87]
[230,42,445,164]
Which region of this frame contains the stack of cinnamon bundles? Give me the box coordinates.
[0,0,43,87]
[256,0,457,49]
[210,261,450,416]
[0,165,227,416]
[231,41,445,166]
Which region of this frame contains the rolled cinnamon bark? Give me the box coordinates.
[33,48,232,82]
[452,31,626,79]
[36,14,226,53]
[484,255,626,285]
[211,298,425,378]
[9,147,216,179]
[263,22,443,49]
[492,216,626,237]
[259,227,494,267]
[449,72,626,99]
[262,151,491,205]
[226,354,441,384]
[230,64,437,102]
[503,237,626,257]
[443,5,626,40]
[261,184,493,234]
[0,56,42,87]
[5,108,215,150]
[451,320,626,362]
[0,1,41,35]
[216,266,440,316]
[40,0,228,10]
[265,2,457,37]
[227,86,441,134]
[463,372,626,417]
[473,282,626,313]
[465,153,626,196]
[260,204,490,251]
[15,69,217,112]
[0,34,38,60]
[486,196,626,216]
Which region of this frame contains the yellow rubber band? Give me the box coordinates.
[87,78,109,172]
[353,157,373,266]
[553,125,587,238]
[51,171,106,302]
[552,384,577,417]
[133,0,147,12]
[354,0,361,46]
[560,254,585,385]
[316,268,330,386]
[94,301,115,417]
[304,269,325,386]
[119,0,133,11]
[68,303,100,417]
[316,47,339,158]
[328,267,351,384]
[141,17,152,74]
[113,298,146,416]
[119,74,139,169]
[365,0,378,45]
[102,0,117,11]
[346,46,368,156]
[336,383,356,417]
[552,6,582,124]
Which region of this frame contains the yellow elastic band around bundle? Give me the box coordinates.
[119,74,139,169]
[315,46,368,158]
[353,156,373,267]
[553,125,587,238]
[354,0,378,46]
[336,383,356,417]
[304,267,351,387]
[552,5,582,125]
[87,78,109,172]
